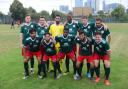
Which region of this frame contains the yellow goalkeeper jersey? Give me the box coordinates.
[49,23,64,48]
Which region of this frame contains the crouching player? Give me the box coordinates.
[75,32,94,80]
[41,33,61,79]
[23,29,42,79]
[93,32,111,86]
[55,28,76,79]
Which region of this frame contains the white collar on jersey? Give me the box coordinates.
[95,38,103,44]
[30,37,36,41]
[24,22,32,26]
[67,21,73,25]
[83,23,89,28]
[97,26,104,30]
[38,23,45,27]
[44,39,52,45]
[82,38,88,44]
[62,34,69,39]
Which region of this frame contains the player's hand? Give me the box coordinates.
[107,50,111,56]
[102,23,108,30]
[20,44,23,49]
[44,21,48,27]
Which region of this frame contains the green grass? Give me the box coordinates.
[0,23,128,89]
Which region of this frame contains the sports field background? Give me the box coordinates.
[0,23,128,89]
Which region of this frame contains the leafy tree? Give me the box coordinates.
[9,0,26,21]
[39,10,51,20]
[111,5,125,20]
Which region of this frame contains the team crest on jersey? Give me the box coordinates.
[73,25,76,28]
[99,45,102,48]
[36,40,39,43]
[31,25,34,28]
[41,30,45,34]
[101,30,104,34]
[88,26,90,29]
[68,39,71,41]
[45,27,48,29]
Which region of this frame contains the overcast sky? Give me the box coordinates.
[0,0,128,14]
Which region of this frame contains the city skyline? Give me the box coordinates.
[0,0,128,14]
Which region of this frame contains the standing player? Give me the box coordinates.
[23,29,42,79]
[36,16,49,71]
[20,15,37,74]
[93,18,111,77]
[93,32,111,86]
[78,16,94,78]
[41,33,61,80]
[93,18,111,44]
[11,20,15,29]
[55,28,76,79]
[64,14,80,75]
[49,15,64,72]
[75,32,94,80]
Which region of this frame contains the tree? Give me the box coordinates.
[51,10,66,20]
[111,5,125,20]
[39,10,51,20]
[9,0,26,21]
[98,10,105,19]
[25,7,39,21]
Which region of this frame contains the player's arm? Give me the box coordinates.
[75,37,80,58]
[20,26,23,49]
[106,28,111,44]
[108,35,111,45]
[23,39,28,58]
[20,33,23,48]
[91,39,94,53]
[105,43,111,56]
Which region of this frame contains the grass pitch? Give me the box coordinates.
[0,23,128,89]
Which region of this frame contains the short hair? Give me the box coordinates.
[40,16,46,19]
[29,29,36,34]
[44,32,51,36]
[82,16,88,19]
[94,32,102,36]
[64,27,69,32]
[67,13,72,17]
[96,18,102,22]
[79,31,86,36]
[26,14,31,17]
[55,14,61,18]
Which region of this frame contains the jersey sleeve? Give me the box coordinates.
[105,42,110,51]
[55,36,60,42]
[49,25,52,34]
[24,39,29,47]
[105,28,110,36]
[75,37,80,44]
[20,25,24,33]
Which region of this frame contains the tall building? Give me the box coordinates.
[103,0,106,11]
[59,5,69,13]
[75,0,83,7]
[86,0,100,13]
[104,3,121,13]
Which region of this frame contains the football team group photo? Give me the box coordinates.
[0,0,128,89]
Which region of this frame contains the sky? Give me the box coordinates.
[0,0,128,14]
